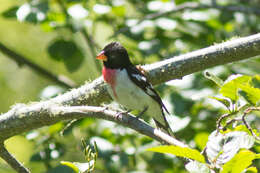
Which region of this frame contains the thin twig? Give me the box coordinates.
[224,118,241,128]
[80,29,102,72]
[0,143,30,173]
[216,106,260,140]
[114,2,260,36]
[81,29,101,50]
[216,113,232,131]
[242,107,260,140]
[0,42,76,88]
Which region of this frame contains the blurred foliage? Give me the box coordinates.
[148,74,260,173]
[0,0,260,172]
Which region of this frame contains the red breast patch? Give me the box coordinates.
[102,67,118,99]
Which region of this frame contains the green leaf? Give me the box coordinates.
[41,12,66,31]
[251,75,260,88]
[147,145,205,163]
[25,12,38,24]
[48,40,76,61]
[204,71,224,87]
[61,161,79,173]
[112,6,126,17]
[175,0,198,5]
[220,75,251,102]
[63,49,84,73]
[194,132,209,150]
[1,6,19,18]
[185,161,211,173]
[48,122,64,135]
[239,85,260,105]
[255,154,260,159]
[61,160,95,173]
[209,96,231,110]
[47,39,84,72]
[246,167,258,173]
[221,150,256,173]
[233,125,253,135]
[47,12,66,23]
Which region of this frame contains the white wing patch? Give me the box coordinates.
[132,74,146,82]
[131,73,157,97]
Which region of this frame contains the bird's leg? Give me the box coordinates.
[136,106,148,119]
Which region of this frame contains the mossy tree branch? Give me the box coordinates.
[0,34,260,173]
[0,33,260,142]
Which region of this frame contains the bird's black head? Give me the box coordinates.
[96,42,132,69]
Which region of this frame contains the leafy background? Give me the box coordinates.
[0,0,260,172]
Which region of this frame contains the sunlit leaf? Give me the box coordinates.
[194,132,209,150]
[245,167,258,173]
[255,154,260,159]
[61,161,79,172]
[239,85,260,105]
[47,12,66,23]
[220,75,251,102]
[233,125,252,135]
[221,150,256,173]
[112,6,126,17]
[147,145,205,163]
[161,0,170,2]
[49,122,64,134]
[41,12,66,31]
[209,96,231,110]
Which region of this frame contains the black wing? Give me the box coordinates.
[126,65,169,114]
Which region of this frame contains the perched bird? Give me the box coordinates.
[96,42,173,136]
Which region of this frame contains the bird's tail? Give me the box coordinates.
[153,114,175,138]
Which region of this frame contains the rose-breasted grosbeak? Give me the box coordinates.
[96,42,173,136]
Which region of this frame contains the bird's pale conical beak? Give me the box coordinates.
[96,51,107,61]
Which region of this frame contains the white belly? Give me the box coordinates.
[106,69,163,122]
